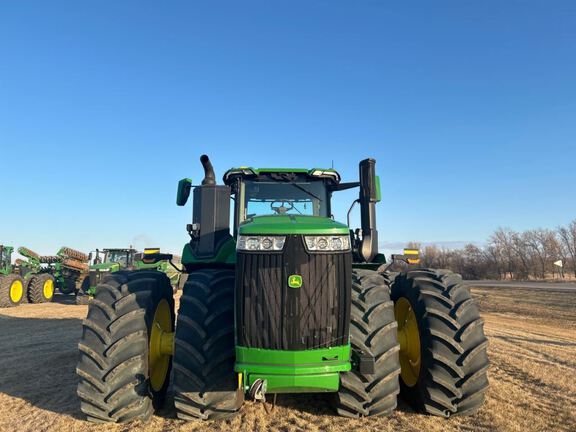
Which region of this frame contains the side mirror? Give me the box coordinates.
[88,252,93,262]
[375,175,381,202]
[177,178,192,206]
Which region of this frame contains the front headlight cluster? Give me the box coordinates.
[237,235,286,251]
[305,235,350,251]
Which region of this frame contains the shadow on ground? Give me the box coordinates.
[0,313,85,420]
[0,305,417,424]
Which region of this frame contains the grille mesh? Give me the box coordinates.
[235,235,351,350]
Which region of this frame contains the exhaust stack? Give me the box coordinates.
[200,154,216,185]
[358,158,379,263]
[191,155,231,260]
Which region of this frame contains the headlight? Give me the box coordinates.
[305,235,350,252]
[237,235,286,251]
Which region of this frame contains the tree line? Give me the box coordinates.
[407,220,576,280]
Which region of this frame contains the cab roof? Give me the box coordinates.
[223,167,341,185]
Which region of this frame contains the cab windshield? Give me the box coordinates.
[105,251,130,266]
[241,179,329,220]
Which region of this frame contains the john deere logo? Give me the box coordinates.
[288,275,302,289]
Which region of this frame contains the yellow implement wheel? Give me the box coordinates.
[149,298,174,392]
[10,279,24,304]
[43,278,54,300]
[394,297,421,387]
[0,274,25,307]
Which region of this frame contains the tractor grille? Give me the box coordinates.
[235,235,351,350]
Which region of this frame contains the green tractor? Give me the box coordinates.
[76,155,489,423]
[16,246,89,303]
[0,245,25,308]
[76,248,139,304]
[76,248,180,304]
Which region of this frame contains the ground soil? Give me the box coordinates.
[0,283,575,432]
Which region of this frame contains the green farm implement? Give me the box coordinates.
[16,246,90,303]
[76,155,489,423]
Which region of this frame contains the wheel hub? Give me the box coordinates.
[149,299,174,391]
[394,297,421,387]
[10,279,23,303]
[43,279,54,300]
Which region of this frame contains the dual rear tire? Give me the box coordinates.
[27,273,55,303]
[391,269,489,417]
[76,268,241,423]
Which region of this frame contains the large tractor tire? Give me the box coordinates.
[28,273,55,303]
[0,274,25,308]
[334,269,401,418]
[76,270,175,423]
[391,269,489,417]
[173,269,243,420]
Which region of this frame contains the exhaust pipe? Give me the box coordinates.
[200,154,216,186]
[359,158,379,263]
[190,154,231,260]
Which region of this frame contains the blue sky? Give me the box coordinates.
[1,1,575,258]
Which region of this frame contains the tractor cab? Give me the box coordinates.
[224,168,338,222]
[80,248,140,299]
[0,245,13,275]
[95,248,138,269]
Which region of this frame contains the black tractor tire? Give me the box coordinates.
[391,269,489,417]
[0,274,26,308]
[27,273,55,303]
[76,270,175,423]
[59,277,76,295]
[173,269,243,420]
[334,269,401,418]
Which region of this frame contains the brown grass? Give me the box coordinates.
[0,284,575,432]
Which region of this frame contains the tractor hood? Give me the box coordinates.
[238,215,349,235]
[90,262,121,272]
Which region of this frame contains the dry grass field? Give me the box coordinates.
[1,283,575,432]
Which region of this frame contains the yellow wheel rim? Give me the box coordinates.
[9,279,24,303]
[395,297,421,387]
[43,279,54,300]
[149,299,174,392]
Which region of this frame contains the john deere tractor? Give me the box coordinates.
[76,248,139,304]
[76,155,489,423]
[0,245,25,308]
[77,248,181,304]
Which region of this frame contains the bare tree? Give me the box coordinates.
[558,220,576,277]
[403,220,576,281]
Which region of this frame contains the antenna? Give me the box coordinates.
[331,160,334,169]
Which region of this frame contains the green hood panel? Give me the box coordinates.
[90,262,121,271]
[239,215,349,235]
